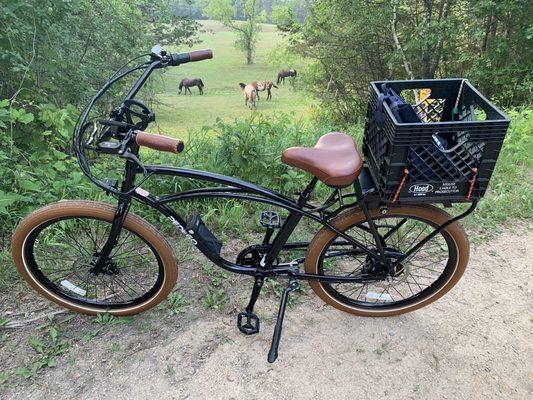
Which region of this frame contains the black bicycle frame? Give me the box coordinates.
[77,53,478,285]
[107,161,385,283]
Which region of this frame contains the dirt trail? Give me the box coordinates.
[2,225,532,400]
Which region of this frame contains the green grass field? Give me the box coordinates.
[151,20,313,138]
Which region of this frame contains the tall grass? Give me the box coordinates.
[468,108,532,232]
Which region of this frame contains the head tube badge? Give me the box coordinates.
[135,187,150,197]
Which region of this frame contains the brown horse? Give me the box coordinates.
[239,83,257,109]
[179,78,204,95]
[251,80,278,100]
[276,69,297,84]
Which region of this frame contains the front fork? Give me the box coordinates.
[90,199,131,275]
[91,157,138,274]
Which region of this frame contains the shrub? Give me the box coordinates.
[0,100,100,236]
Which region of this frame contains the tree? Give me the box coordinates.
[291,0,532,124]
[0,0,200,105]
[271,3,300,33]
[204,0,265,64]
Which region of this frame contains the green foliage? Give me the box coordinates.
[174,113,334,193]
[0,0,199,105]
[271,3,300,33]
[292,0,532,123]
[13,326,69,379]
[172,0,309,23]
[0,101,100,237]
[266,37,304,71]
[164,285,191,315]
[202,287,228,310]
[92,313,134,325]
[203,0,236,21]
[469,108,533,231]
[146,0,202,47]
[204,0,265,64]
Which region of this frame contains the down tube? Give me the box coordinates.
[131,189,309,274]
[131,187,380,272]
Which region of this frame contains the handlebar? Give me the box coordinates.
[170,49,213,66]
[75,46,209,195]
[135,131,184,154]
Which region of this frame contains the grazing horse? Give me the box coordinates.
[276,69,297,84]
[239,83,258,109]
[251,80,278,100]
[179,78,204,95]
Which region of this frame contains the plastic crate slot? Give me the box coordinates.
[414,98,445,122]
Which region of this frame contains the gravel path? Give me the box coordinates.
[2,224,532,400]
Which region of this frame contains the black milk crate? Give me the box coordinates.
[362,79,510,204]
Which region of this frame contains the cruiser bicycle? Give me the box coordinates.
[12,46,487,363]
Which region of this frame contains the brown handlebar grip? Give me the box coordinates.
[189,49,213,62]
[135,131,184,154]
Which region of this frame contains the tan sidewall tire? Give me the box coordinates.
[12,200,178,316]
[305,204,469,317]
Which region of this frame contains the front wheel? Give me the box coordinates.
[305,204,469,317]
[12,201,178,316]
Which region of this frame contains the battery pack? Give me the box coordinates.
[186,215,223,257]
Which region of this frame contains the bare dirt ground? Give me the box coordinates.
[1,223,531,400]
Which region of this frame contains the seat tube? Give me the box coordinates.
[262,178,318,267]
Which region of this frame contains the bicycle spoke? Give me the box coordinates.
[318,212,454,308]
[28,215,162,307]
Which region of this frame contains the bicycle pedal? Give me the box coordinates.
[237,311,260,335]
[259,211,281,228]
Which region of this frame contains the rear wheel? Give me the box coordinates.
[305,204,469,316]
[12,201,177,316]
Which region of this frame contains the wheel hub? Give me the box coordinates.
[89,253,120,275]
[363,246,405,280]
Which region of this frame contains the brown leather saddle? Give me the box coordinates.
[281,132,363,187]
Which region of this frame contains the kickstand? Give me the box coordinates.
[267,278,299,363]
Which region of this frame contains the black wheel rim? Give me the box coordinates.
[318,214,458,310]
[24,216,165,309]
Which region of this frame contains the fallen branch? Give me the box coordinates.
[2,310,68,329]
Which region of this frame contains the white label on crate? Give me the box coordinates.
[60,280,87,296]
[365,292,393,301]
[434,182,460,195]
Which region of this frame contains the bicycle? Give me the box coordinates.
[12,46,479,363]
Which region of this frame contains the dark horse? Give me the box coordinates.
[276,69,297,84]
[178,78,204,95]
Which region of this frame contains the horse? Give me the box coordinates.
[276,69,297,84]
[239,83,257,109]
[251,80,278,100]
[178,78,204,95]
